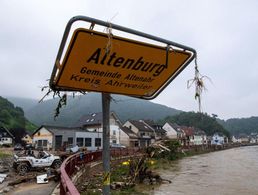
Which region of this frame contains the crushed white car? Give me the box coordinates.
[13,151,61,175]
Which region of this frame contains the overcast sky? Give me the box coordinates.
[1,0,258,120]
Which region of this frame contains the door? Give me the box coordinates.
[55,135,63,150]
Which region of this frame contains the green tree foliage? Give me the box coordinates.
[160,112,230,137]
[0,96,37,132]
[218,117,258,135]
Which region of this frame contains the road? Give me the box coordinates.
[6,181,58,195]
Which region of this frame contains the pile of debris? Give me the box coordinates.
[0,148,62,194]
[0,153,13,184]
[127,156,171,186]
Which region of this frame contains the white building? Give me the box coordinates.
[32,125,103,151]
[75,112,122,144]
[231,135,242,143]
[0,126,14,146]
[211,133,224,145]
[123,120,155,147]
[120,126,139,147]
[163,122,184,140]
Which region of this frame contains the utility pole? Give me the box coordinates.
[102,93,111,194]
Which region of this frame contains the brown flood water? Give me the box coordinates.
[148,146,258,195]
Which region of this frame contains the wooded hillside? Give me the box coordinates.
[0,96,37,141]
[159,112,230,137]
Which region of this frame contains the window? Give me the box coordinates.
[38,132,40,136]
[112,140,116,144]
[38,140,42,146]
[95,138,101,147]
[85,138,92,147]
[76,138,84,147]
[113,130,116,136]
[43,140,47,146]
[68,137,73,145]
[37,140,47,147]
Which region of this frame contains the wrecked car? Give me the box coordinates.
[13,150,61,175]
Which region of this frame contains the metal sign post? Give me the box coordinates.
[102,93,111,194]
[49,15,196,195]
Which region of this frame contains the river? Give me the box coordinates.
[149,146,258,195]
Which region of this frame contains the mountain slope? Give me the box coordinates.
[9,93,182,127]
[7,95,257,136]
[0,96,36,131]
[6,96,38,113]
[218,117,258,135]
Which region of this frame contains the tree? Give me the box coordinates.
[160,111,230,137]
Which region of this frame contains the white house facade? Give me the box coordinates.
[162,122,179,139]
[32,126,53,150]
[75,112,122,144]
[120,126,139,147]
[211,133,224,145]
[32,126,103,151]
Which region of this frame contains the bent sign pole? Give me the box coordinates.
[49,16,196,195]
[102,93,111,194]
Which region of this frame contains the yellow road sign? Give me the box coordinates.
[53,28,192,99]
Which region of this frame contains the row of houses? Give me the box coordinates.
[22,111,229,151]
[2,111,257,151]
[232,133,258,144]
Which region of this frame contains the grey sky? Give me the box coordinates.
[0,0,257,120]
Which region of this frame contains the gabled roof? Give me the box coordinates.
[143,120,166,134]
[128,120,154,132]
[0,126,14,138]
[165,122,184,133]
[75,112,102,127]
[213,132,225,137]
[232,135,241,139]
[180,126,194,136]
[74,111,122,127]
[32,125,88,136]
[180,126,206,136]
[194,128,206,136]
[121,126,138,139]
[24,130,34,137]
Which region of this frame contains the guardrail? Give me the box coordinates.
[60,148,140,195]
